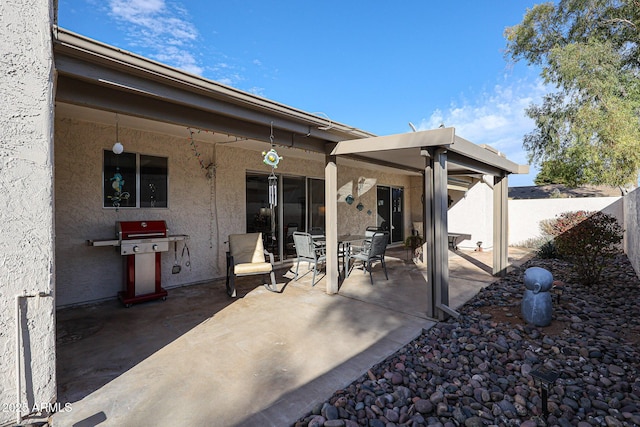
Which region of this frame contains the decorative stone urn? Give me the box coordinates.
[521,267,553,327]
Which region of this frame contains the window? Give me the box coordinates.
[103,150,168,208]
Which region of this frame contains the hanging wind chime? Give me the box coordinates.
[262,122,282,243]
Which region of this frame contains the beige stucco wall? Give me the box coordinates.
[0,0,57,424]
[55,118,218,306]
[55,117,414,307]
[335,161,412,240]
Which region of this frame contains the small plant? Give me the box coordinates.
[404,235,424,250]
[536,240,558,259]
[553,211,623,284]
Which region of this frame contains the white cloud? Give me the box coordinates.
[107,0,201,74]
[416,77,550,186]
[104,1,264,88]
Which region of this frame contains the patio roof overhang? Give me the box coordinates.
[52,26,373,153]
[331,127,528,177]
[323,127,529,320]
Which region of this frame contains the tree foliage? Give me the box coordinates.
[505,0,640,187]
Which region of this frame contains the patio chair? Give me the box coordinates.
[350,226,383,256]
[347,231,389,284]
[292,231,326,286]
[226,232,278,297]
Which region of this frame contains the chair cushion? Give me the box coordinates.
[234,262,273,275]
[229,233,266,264]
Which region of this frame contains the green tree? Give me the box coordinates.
[534,159,573,185]
[505,0,640,187]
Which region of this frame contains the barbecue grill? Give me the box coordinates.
[89,220,188,307]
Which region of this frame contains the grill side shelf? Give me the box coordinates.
[87,239,120,247]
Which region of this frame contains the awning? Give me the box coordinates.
[331,127,528,177]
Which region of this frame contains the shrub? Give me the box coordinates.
[536,240,558,259]
[553,211,623,284]
[539,210,591,237]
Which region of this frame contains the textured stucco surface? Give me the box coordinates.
[334,160,411,242]
[55,118,218,306]
[447,179,494,249]
[0,0,57,424]
[624,188,640,275]
[508,196,623,246]
[55,117,414,307]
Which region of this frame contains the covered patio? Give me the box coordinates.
[52,246,533,427]
[323,128,528,319]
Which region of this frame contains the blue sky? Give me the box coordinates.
[58,0,546,186]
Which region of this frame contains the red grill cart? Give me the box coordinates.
[89,220,188,307]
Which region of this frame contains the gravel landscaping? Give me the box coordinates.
[293,253,640,427]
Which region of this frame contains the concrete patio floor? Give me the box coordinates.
[51,246,533,427]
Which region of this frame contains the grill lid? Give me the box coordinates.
[117,220,168,240]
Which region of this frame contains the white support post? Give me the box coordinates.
[325,154,339,294]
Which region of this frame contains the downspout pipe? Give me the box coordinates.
[15,291,52,425]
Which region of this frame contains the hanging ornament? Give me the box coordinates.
[262,121,283,168]
[262,148,282,168]
[268,172,278,207]
[263,122,281,242]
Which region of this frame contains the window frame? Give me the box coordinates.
[103,150,169,209]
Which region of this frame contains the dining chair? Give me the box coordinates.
[347,231,389,284]
[350,226,382,256]
[292,231,326,286]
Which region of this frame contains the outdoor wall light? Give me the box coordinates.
[112,142,124,154]
[113,114,124,154]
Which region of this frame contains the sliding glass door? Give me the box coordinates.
[308,178,325,233]
[377,185,404,244]
[246,173,324,261]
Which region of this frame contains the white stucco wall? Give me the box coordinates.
[448,178,494,249]
[623,188,640,274]
[0,0,57,424]
[508,196,623,246]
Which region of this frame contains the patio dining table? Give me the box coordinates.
[312,234,368,278]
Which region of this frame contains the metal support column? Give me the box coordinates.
[423,147,450,320]
[493,175,509,276]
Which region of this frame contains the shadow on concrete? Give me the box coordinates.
[53,246,532,426]
[450,248,493,274]
[56,273,286,404]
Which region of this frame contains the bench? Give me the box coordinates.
[448,233,471,250]
[412,222,471,250]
